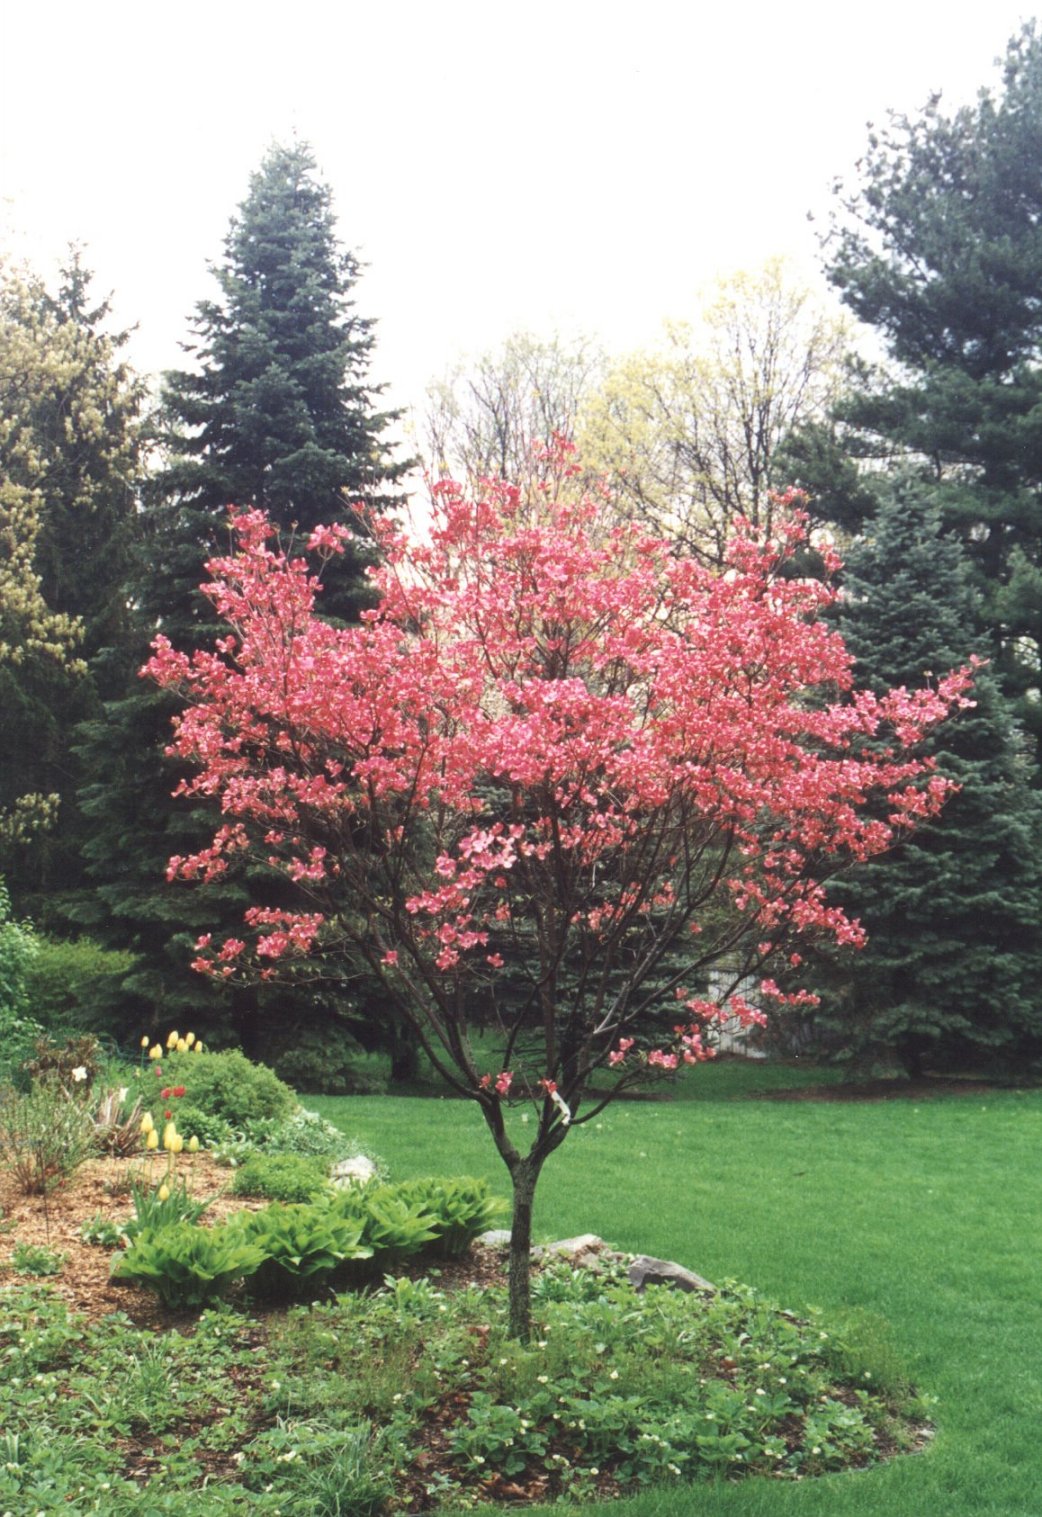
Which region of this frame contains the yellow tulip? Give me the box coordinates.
[163,1122,178,1151]
[187,1135,200,1153]
[158,1183,170,1202]
[166,1030,179,1050]
[140,1035,150,1048]
[185,1032,196,1048]
[176,1038,188,1053]
[149,1045,162,1060]
[141,1112,154,1134]
[194,1042,204,1053]
[146,1128,159,1150]
[171,1134,184,1154]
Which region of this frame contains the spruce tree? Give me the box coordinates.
[813,478,1042,1075]
[74,142,407,1053]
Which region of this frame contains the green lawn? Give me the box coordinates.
[309,1062,1042,1517]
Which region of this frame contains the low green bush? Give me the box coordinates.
[211,1106,380,1170]
[129,1046,295,1130]
[232,1203,373,1301]
[330,1183,439,1268]
[392,1176,507,1258]
[111,1222,266,1309]
[23,936,138,1041]
[232,1152,331,1203]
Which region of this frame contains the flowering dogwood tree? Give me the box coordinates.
[146,455,971,1338]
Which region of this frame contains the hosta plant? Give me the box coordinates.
[111,1222,266,1309]
[232,1202,373,1300]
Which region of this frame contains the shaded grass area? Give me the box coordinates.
[310,1061,1042,1517]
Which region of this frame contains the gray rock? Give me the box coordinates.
[475,1229,512,1248]
[628,1254,715,1294]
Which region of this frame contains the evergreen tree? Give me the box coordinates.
[0,256,143,903]
[811,479,1042,1076]
[820,24,1042,754]
[74,142,408,1054]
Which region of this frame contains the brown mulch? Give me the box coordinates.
[0,1152,519,1328]
[0,1152,271,1326]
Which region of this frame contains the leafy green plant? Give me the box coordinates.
[23,935,139,1041]
[10,1241,65,1276]
[211,1106,380,1168]
[79,1212,123,1248]
[231,1152,330,1204]
[111,1222,266,1309]
[330,1184,439,1269]
[122,1175,213,1242]
[0,882,41,1090]
[0,1083,94,1193]
[232,1203,373,1301]
[241,1419,393,1514]
[393,1175,507,1258]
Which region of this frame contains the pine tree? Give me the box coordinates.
[812,479,1042,1075]
[820,24,1042,756]
[74,142,408,1052]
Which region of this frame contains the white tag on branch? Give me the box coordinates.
[550,1088,572,1126]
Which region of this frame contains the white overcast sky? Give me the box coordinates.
[1,1,1036,432]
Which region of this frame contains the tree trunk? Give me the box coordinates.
[507,1155,543,1342]
[388,1019,421,1084]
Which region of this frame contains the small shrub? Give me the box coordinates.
[10,1242,65,1277]
[232,1203,373,1301]
[133,1047,294,1128]
[111,1222,266,1309]
[212,1106,380,1169]
[0,1085,94,1194]
[232,1152,330,1204]
[23,936,139,1041]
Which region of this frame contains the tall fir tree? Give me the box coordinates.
[0,255,144,908]
[810,478,1042,1076]
[818,24,1042,757]
[74,142,408,1056]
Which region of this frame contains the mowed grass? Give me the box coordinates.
[310,1062,1042,1517]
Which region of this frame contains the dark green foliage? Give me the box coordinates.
[22,935,138,1039]
[0,256,144,919]
[253,1018,385,1094]
[73,142,407,1049]
[811,481,1042,1073]
[233,1202,372,1300]
[231,1152,331,1204]
[822,25,1042,754]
